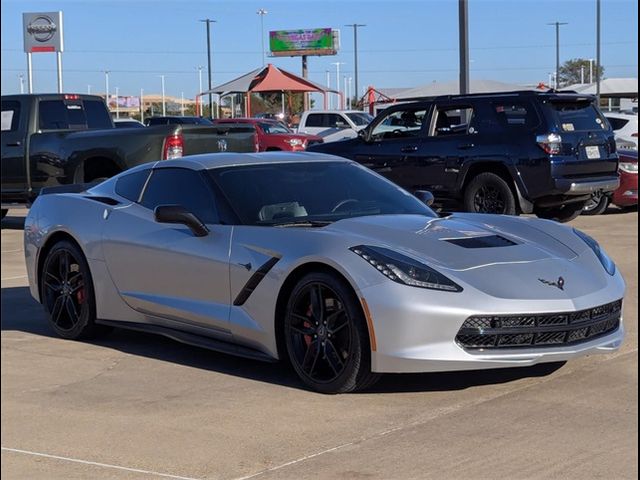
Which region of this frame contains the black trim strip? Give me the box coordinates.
[233,257,280,306]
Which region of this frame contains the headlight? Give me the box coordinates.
[573,228,616,276]
[350,245,463,292]
[285,138,304,147]
[619,162,638,174]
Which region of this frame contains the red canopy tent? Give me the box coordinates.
[200,64,338,116]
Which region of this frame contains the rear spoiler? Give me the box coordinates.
[39,181,102,196]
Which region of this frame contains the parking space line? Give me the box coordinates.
[1,275,27,280]
[1,447,202,480]
[1,249,23,253]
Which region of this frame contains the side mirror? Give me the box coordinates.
[414,190,435,207]
[358,127,371,142]
[335,122,348,129]
[154,205,209,237]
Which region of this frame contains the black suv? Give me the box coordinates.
[308,91,620,222]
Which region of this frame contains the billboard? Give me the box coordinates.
[23,11,64,53]
[108,96,141,109]
[269,28,337,57]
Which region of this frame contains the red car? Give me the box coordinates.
[583,149,638,215]
[213,118,323,152]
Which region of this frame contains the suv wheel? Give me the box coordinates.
[535,202,585,223]
[582,192,609,216]
[463,172,517,215]
[1,209,7,220]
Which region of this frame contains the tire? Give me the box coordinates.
[284,272,379,394]
[535,202,585,223]
[582,192,609,216]
[40,240,108,340]
[463,172,517,215]
[1,209,7,220]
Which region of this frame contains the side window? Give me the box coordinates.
[39,100,69,130]
[140,168,217,224]
[305,114,324,127]
[115,170,150,202]
[605,117,628,131]
[370,108,428,140]
[327,114,347,128]
[84,100,113,129]
[1,101,21,132]
[493,102,540,131]
[430,107,474,137]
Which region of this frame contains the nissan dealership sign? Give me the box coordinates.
[23,11,64,53]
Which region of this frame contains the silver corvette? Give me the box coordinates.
[24,152,625,393]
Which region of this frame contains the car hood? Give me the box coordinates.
[327,213,581,272]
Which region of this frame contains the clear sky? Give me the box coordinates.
[1,0,637,100]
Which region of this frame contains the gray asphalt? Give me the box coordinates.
[1,208,637,480]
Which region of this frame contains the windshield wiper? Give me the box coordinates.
[269,219,332,228]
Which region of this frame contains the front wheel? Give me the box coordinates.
[284,272,379,394]
[582,192,610,216]
[535,202,585,223]
[463,172,517,215]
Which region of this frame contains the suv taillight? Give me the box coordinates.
[163,133,184,160]
[536,133,562,155]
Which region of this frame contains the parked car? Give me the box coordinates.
[145,116,214,126]
[0,94,258,217]
[213,118,323,151]
[113,118,145,128]
[309,90,620,223]
[25,153,625,393]
[297,110,373,143]
[583,149,638,215]
[604,112,638,150]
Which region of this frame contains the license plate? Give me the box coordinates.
[585,145,601,159]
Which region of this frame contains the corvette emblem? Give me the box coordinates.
[538,276,565,291]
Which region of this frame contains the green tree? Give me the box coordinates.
[558,58,605,86]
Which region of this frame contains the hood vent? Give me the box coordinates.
[444,235,517,249]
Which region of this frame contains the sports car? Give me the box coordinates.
[24,152,626,393]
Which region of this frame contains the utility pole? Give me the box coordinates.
[547,21,568,89]
[595,0,601,101]
[331,62,345,109]
[160,75,166,116]
[257,9,268,66]
[345,24,366,107]
[200,19,216,118]
[459,0,469,95]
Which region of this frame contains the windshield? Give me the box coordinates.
[346,112,374,126]
[260,122,291,134]
[209,161,436,226]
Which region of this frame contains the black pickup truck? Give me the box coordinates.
[1,94,257,217]
[309,90,620,222]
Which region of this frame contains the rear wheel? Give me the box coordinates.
[40,240,107,339]
[582,192,610,216]
[284,272,379,394]
[463,172,517,215]
[535,202,585,223]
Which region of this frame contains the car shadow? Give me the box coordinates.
[1,285,565,394]
[1,215,26,230]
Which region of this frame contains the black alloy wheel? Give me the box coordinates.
[284,272,379,393]
[463,172,517,216]
[41,241,106,339]
[582,192,610,216]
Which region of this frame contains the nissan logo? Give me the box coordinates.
[27,15,57,42]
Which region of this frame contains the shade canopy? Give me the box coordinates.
[203,64,335,95]
[394,79,526,100]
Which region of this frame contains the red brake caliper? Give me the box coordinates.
[76,287,85,304]
[303,305,313,347]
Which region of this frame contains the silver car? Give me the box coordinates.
[24,152,626,393]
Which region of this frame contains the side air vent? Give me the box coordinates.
[444,235,517,249]
[84,196,120,206]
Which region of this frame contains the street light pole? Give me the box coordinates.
[595,0,601,101]
[104,70,110,112]
[257,9,268,66]
[115,87,119,119]
[459,0,470,95]
[589,58,594,83]
[345,24,366,106]
[200,19,217,118]
[330,62,345,109]
[547,21,568,89]
[160,75,166,116]
[181,92,185,116]
[326,70,331,109]
[19,74,24,94]
[140,88,144,124]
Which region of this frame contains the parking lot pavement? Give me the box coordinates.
[1,209,637,480]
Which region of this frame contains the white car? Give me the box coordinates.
[604,113,638,150]
[297,110,373,143]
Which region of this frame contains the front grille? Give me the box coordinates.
[456,299,622,349]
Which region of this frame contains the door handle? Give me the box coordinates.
[401,145,418,153]
[458,143,475,150]
[5,141,22,147]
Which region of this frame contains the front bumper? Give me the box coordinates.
[612,170,638,207]
[360,274,626,374]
